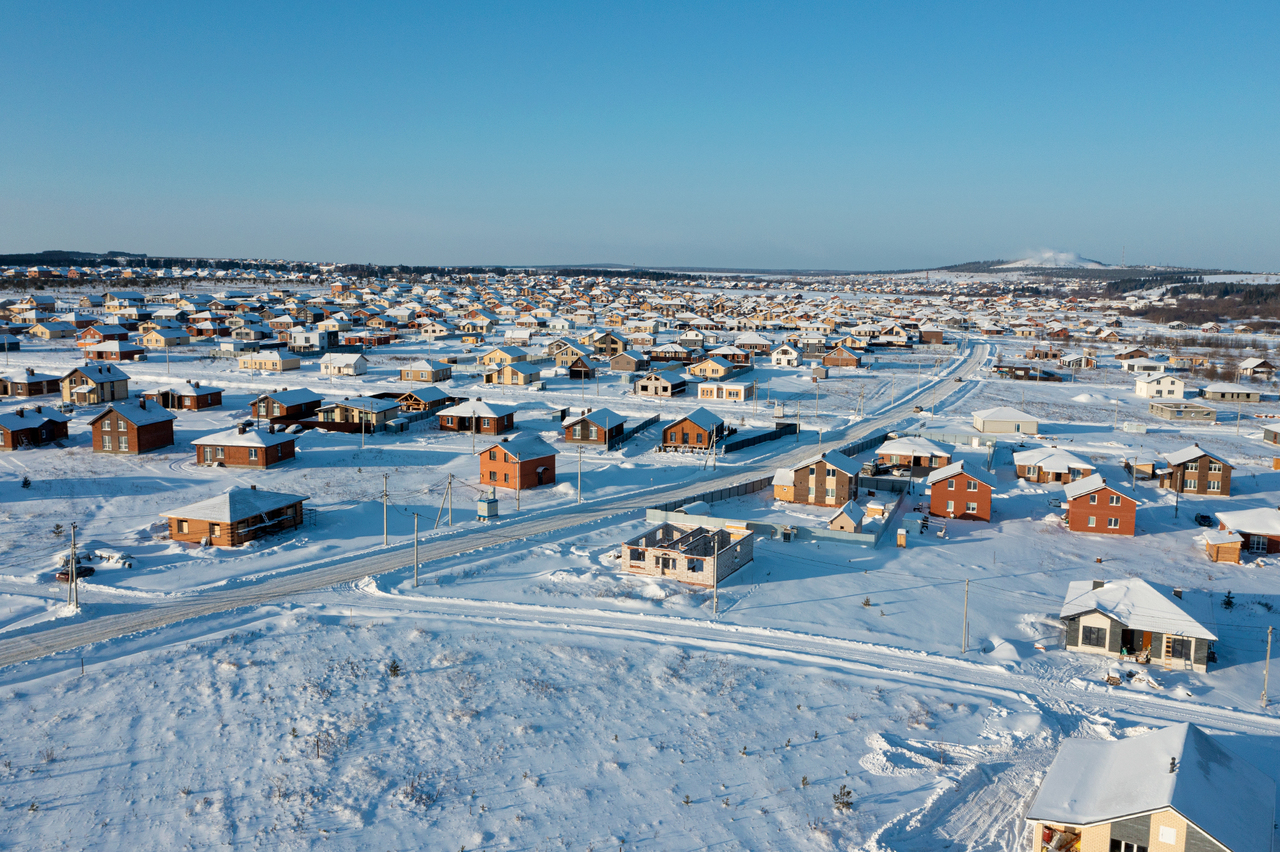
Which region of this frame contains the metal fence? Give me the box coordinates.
[720,422,799,454]
[613,413,661,449]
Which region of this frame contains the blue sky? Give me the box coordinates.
[3,2,1277,270]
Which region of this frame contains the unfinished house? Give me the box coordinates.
[622,522,754,588]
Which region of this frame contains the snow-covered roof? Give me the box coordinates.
[791,451,861,477]
[829,501,864,524]
[878,436,951,457]
[0,409,69,431]
[1012,447,1093,472]
[1027,724,1272,852]
[563,408,624,429]
[67,363,129,382]
[1062,473,1119,501]
[325,396,400,414]
[1204,382,1253,393]
[674,407,724,432]
[1061,578,1216,640]
[771,468,793,487]
[257,389,323,406]
[160,487,308,523]
[319,353,366,366]
[89,401,176,427]
[436,399,517,419]
[1163,444,1229,468]
[972,406,1037,422]
[405,359,452,371]
[925,460,995,487]
[193,427,296,449]
[1215,507,1280,537]
[476,435,557,460]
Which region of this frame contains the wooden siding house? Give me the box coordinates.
[160,486,307,547]
[398,360,453,383]
[143,381,223,411]
[562,408,625,446]
[662,408,725,450]
[252,389,324,423]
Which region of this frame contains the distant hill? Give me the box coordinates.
[0,249,147,265]
[995,250,1110,269]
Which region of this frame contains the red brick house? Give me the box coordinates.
[926,460,994,521]
[563,408,625,446]
[477,435,557,490]
[252,389,324,423]
[143,381,223,411]
[88,400,176,454]
[1158,444,1233,497]
[662,408,725,450]
[0,368,61,398]
[84,341,148,361]
[160,485,308,547]
[437,399,517,434]
[194,425,297,468]
[1063,474,1137,535]
[821,345,862,368]
[0,406,70,451]
[76,324,129,347]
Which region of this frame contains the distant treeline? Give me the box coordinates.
[1102,274,1204,296]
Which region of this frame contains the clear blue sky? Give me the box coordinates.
[3,2,1277,270]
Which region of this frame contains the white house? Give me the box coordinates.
[770,343,802,367]
[1134,373,1185,400]
[971,406,1038,434]
[319,353,368,376]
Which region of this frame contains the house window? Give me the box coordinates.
[1089,494,1097,504]
[1107,517,1120,529]
[589,425,598,440]
[1109,494,1121,506]
[1184,479,1197,490]
[1207,480,1221,492]
[696,433,704,444]
[178,519,188,534]
[211,524,221,538]
[215,447,224,459]
[1209,462,1223,473]
[118,434,128,451]
[203,447,213,462]
[669,430,677,441]
[809,467,816,475]
[1081,625,1106,647]
[272,403,281,416]
[826,488,835,498]
[573,425,582,439]
[1087,516,1096,527]
[482,418,491,428]
[489,450,497,460]
[248,448,258,460]
[947,479,955,490]
[687,559,704,573]
[1168,637,1190,659]
[966,480,978,491]
[489,471,497,482]
[504,453,511,463]
[117,418,126,430]
[503,473,510,483]
[102,434,113,451]
[102,419,112,431]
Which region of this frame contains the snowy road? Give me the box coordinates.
[0,344,989,669]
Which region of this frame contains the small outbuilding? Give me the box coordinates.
[971,406,1038,434]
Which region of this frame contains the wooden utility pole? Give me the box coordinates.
[413,513,419,587]
[712,533,721,617]
[1264,625,1273,708]
[68,522,79,610]
[382,474,389,546]
[577,447,583,504]
[961,579,969,653]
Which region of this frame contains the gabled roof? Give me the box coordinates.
[673,407,724,432]
[563,408,625,429]
[325,396,400,414]
[1215,507,1280,537]
[0,409,70,431]
[791,451,861,478]
[476,434,557,460]
[160,487,308,523]
[1062,473,1128,502]
[397,386,452,403]
[1163,444,1230,468]
[437,399,517,419]
[1027,724,1272,852]
[878,436,951,457]
[64,363,130,383]
[88,401,176,427]
[1061,578,1216,640]
[1012,447,1094,472]
[194,427,296,448]
[405,359,452,371]
[829,501,864,524]
[972,406,1037,422]
[925,459,995,487]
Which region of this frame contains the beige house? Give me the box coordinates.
[1061,578,1216,672]
[484,362,541,385]
[239,352,301,372]
[480,346,529,367]
[1028,723,1272,852]
[972,406,1038,434]
[398,360,453,382]
[622,522,754,588]
[697,380,755,402]
[141,328,191,348]
[61,364,130,404]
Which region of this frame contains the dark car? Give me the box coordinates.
[56,565,95,583]
[1194,513,1215,528]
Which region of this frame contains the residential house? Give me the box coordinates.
[319,353,368,376]
[1215,507,1280,557]
[485,361,542,386]
[1062,474,1136,535]
[770,343,803,367]
[312,397,402,432]
[566,356,605,381]
[29,321,78,340]
[562,408,626,446]
[477,435,557,490]
[436,399,517,434]
[697,380,755,403]
[662,408,725,450]
[1027,723,1273,852]
[85,340,147,362]
[610,350,650,373]
[1149,400,1216,422]
[1238,357,1275,378]
[1201,382,1260,403]
[827,501,864,533]
[876,436,952,473]
[88,400,176,454]
[1121,357,1167,374]
[821,345,862,368]
[633,368,687,397]
[398,360,453,383]
[0,368,60,398]
[143,381,223,411]
[0,406,70,451]
[76,324,129,347]
[688,356,739,380]
[160,486,308,547]
[393,387,456,414]
[622,522,754,588]
[1134,374,1185,399]
[1060,578,1216,670]
[772,451,860,507]
[480,346,529,367]
[972,406,1038,434]
[194,425,296,468]
[926,461,994,521]
[141,328,191,348]
[1157,444,1232,496]
[61,363,130,404]
[1013,447,1095,483]
[253,389,324,423]
[239,352,301,372]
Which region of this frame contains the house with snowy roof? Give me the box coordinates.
[1215,507,1280,557]
[1157,444,1232,496]
[876,436,951,473]
[772,451,861,506]
[1060,578,1216,670]
[662,408,725,450]
[925,460,994,521]
[1027,723,1273,852]
[1013,447,1094,484]
[161,486,308,548]
[1062,474,1137,536]
[971,406,1038,434]
[88,399,175,454]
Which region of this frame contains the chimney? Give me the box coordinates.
[238,424,246,435]
[250,484,257,490]
[1173,588,1183,599]
[35,405,41,413]
[1092,580,1105,590]
[15,408,23,418]
[139,398,146,410]
[1169,757,1178,774]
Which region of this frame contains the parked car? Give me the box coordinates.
[1194,513,1215,528]
[55,565,95,583]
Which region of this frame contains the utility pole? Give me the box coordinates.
[448,473,452,525]
[577,447,583,503]
[1263,625,1273,708]
[712,533,720,617]
[382,474,389,546]
[68,522,79,610]
[1237,399,1243,436]
[413,512,419,587]
[961,578,969,653]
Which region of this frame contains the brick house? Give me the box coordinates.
[1062,474,1137,535]
[84,340,148,361]
[0,406,70,451]
[1028,723,1273,852]
[1012,447,1094,483]
[477,435,557,490]
[876,436,952,474]
[1,368,61,398]
[160,486,308,547]
[143,381,223,411]
[563,408,625,446]
[398,360,453,382]
[88,399,176,454]
[821,345,862,367]
[437,399,516,434]
[622,522,754,588]
[1215,507,1280,557]
[662,408,725,450]
[925,461,994,521]
[1157,444,1233,497]
[772,451,860,507]
[62,363,130,404]
[252,389,324,423]
[76,324,129,347]
[194,425,297,468]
